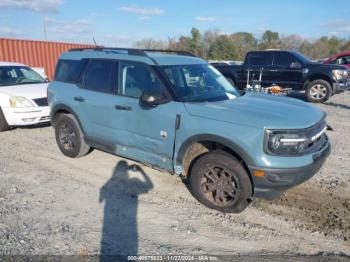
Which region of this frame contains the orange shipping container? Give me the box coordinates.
[0,38,94,80]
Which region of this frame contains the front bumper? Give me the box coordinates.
[249,140,331,200]
[2,106,51,126]
[332,80,350,94]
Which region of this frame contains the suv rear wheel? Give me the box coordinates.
[55,114,92,158]
[189,150,252,213]
[0,107,10,132]
[306,80,332,103]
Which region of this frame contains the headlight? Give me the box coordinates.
[9,96,35,108]
[265,130,308,155]
[265,123,328,156]
[332,69,348,81]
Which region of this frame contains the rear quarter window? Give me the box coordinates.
[54,59,86,83]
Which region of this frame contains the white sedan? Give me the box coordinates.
[0,62,50,131]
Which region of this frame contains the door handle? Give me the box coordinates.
[115,105,132,111]
[74,96,85,102]
[270,69,278,72]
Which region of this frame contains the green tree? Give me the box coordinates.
[342,40,350,52]
[189,27,204,56]
[208,35,237,60]
[230,32,257,60]
[259,30,281,50]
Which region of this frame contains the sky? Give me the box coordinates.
[0,0,349,46]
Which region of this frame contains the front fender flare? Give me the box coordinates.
[175,134,256,169]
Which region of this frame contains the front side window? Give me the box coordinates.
[247,52,273,66]
[0,66,46,86]
[161,64,239,102]
[82,60,115,94]
[273,52,298,67]
[119,62,162,98]
[291,51,312,64]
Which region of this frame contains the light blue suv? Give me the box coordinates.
[48,48,331,213]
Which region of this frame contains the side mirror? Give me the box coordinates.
[140,90,169,107]
[290,62,302,69]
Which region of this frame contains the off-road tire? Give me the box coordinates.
[306,80,332,103]
[55,114,91,158]
[189,150,252,213]
[0,107,10,132]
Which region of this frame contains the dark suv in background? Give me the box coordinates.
[213,50,349,103]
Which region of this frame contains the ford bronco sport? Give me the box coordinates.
[48,48,331,213]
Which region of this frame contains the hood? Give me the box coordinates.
[184,92,325,129]
[0,83,48,99]
[308,62,348,71]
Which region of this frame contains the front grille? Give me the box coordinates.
[33,97,48,107]
[304,120,328,153]
[39,116,50,122]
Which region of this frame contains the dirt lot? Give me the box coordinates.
[1,91,350,259]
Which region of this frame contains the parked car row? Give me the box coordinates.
[212,50,349,103]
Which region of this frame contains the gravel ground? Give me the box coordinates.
[0,91,350,260]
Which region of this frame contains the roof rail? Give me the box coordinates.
[68,47,195,57]
[69,47,146,56]
[143,49,195,57]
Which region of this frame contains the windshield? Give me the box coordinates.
[0,66,46,86]
[292,51,313,64]
[160,64,239,102]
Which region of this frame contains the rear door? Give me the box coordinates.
[272,52,304,87]
[75,59,119,146]
[245,52,273,87]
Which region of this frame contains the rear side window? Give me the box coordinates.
[54,59,85,83]
[247,52,273,66]
[82,60,115,94]
[273,52,298,67]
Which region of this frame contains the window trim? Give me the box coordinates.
[76,58,174,101]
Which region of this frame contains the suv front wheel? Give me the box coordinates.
[306,80,332,103]
[189,150,252,213]
[55,114,92,158]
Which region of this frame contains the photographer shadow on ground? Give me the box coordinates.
[99,160,153,259]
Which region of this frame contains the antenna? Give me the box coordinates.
[43,17,47,41]
[93,37,98,47]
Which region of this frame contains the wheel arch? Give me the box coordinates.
[304,74,332,89]
[50,104,86,135]
[176,134,255,182]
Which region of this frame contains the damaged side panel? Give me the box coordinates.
[105,97,179,171]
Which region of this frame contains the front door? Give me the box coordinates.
[110,61,177,171]
[271,52,304,88]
